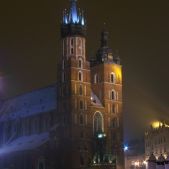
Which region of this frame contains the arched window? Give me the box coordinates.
[78,59,83,68]
[79,85,83,95]
[94,74,99,83]
[93,112,104,133]
[110,73,116,83]
[78,71,83,81]
[111,90,116,100]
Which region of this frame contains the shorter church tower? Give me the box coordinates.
[91,30,124,169]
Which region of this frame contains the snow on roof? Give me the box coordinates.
[0,85,57,122]
[91,91,103,107]
[0,132,49,155]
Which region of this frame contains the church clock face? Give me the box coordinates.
[77,38,82,56]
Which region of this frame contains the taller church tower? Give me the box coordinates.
[57,0,92,169]
[56,1,124,169]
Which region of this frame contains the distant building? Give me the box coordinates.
[0,0,124,169]
[124,139,146,169]
[145,121,169,160]
[146,153,169,169]
[125,154,146,169]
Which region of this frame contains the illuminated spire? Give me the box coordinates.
[70,0,78,23]
[62,0,85,26]
[61,0,86,37]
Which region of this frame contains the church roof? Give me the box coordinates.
[0,132,49,155]
[0,85,57,122]
[91,91,103,107]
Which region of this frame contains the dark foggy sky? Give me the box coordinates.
[0,0,169,141]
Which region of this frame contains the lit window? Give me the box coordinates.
[78,71,83,81]
[110,73,116,83]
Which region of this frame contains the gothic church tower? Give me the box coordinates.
[57,0,92,169]
[57,1,124,169]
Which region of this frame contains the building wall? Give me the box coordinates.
[145,123,169,160]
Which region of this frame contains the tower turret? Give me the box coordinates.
[96,30,120,65]
[96,30,113,63]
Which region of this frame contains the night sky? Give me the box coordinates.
[0,0,169,141]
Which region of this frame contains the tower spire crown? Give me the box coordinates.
[61,0,86,38]
[69,0,78,24]
[62,0,85,26]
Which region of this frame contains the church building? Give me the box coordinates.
[0,0,124,169]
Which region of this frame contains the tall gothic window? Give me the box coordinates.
[71,48,74,54]
[93,112,103,133]
[78,59,83,68]
[111,90,116,100]
[110,73,115,83]
[78,71,83,81]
